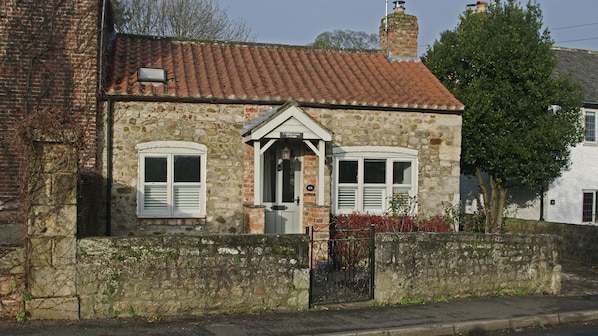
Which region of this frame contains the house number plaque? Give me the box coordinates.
[281,132,303,139]
[306,185,315,191]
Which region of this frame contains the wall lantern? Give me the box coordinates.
[281,146,291,161]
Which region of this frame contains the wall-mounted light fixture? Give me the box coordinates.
[281,146,291,161]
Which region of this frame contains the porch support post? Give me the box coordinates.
[304,140,326,206]
[253,141,261,206]
[317,140,325,206]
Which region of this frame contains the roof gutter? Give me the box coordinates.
[99,95,464,115]
[584,101,598,109]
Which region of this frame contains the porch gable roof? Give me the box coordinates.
[242,101,333,142]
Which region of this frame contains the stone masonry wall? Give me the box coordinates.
[506,218,598,266]
[102,101,461,234]
[0,247,25,318]
[375,233,561,304]
[75,232,559,319]
[77,235,310,318]
[311,107,462,217]
[103,101,248,235]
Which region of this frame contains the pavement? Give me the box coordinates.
[0,263,597,336]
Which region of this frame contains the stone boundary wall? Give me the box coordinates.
[375,233,561,304]
[77,235,310,319]
[506,218,598,266]
[76,232,560,319]
[0,247,25,318]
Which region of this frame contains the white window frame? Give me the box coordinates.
[332,146,418,215]
[136,141,207,218]
[584,109,597,144]
[582,190,598,223]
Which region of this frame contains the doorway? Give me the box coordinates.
[263,142,303,234]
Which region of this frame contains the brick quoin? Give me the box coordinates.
[0,0,106,225]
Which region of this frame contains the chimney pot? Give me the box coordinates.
[393,1,405,13]
[476,1,488,13]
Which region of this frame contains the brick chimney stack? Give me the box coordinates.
[380,1,419,60]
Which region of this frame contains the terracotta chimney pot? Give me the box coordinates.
[476,1,488,13]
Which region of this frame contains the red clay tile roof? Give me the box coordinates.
[104,34,464,111]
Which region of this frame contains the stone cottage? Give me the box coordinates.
[100,1,464,236]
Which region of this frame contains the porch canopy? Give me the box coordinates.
[242,101,333,206]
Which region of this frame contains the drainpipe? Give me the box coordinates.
[106,99,114,236]
[539,186,545,221]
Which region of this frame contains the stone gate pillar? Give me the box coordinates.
[26,132,79,319]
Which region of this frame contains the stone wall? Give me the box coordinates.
[312,108,462,216]
[375,233,561,304]
[0,247,25,318]
[77,234,310,319]
[75,232,559,319]
[506,218,598,266]
[102,101,248,235]
[102,101,461,235]
[26,135,80,320]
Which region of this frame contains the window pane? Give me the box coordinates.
[145,157,167,182]
[582,192,594,222]
[174,155,200,182]
[586,112,596,142]
[282,159,294,202]
[339,160,358,183]
[393,162,412,184]
[364,159,385,184]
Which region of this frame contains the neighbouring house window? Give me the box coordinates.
[333,146,418,214]
[136,141,207,218]
[582,191,598,223]
[586,110,596,143]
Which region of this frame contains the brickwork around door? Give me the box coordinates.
[102,102,461,235]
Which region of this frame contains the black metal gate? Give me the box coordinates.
[308,224,375,307]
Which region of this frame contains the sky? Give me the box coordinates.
[218,0,598,55]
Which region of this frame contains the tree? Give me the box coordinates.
[422,0,584,233]
[111,0,255,41]
[311,30,379,51]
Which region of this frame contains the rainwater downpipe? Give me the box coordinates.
[106,99,114,236]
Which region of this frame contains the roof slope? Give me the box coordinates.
[104,34,464,111]
[553,48,598,104]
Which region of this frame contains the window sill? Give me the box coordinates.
[137,218,206,226]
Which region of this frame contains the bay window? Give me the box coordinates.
[333,146,417,214]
